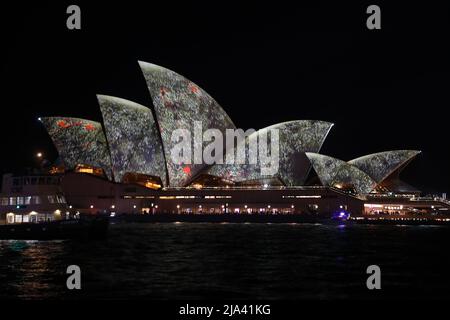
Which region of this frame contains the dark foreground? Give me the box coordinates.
[1,223,450,299]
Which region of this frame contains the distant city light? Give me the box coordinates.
[333,210,350,220]
[36,152,43,158]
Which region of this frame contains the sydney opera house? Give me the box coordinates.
[1,62,449,223]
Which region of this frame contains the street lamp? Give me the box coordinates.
[35,152,45,170]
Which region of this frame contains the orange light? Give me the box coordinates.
[145,181,161,189]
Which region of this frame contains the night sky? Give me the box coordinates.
[0,2,449,193]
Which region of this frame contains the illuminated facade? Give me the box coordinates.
[139,61,236,187]
[348,150,421,193]
[33,63,430,197]
[36,63,424,195]
[2,62,449,225]
[306,153,378,194]
[0,173,67,223]
[41,117,113,180]
[2,61,445,223]
[206,120,334,186]
[97,95,167,185]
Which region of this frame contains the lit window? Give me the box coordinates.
[6,213,14,224]
[15,215,23,223]
[9,197,17,205]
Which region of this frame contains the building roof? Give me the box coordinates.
[206,120,333,185]
[40,117,113,180]
[306,153,377,194]
[139,61,236,187]
[97,95,167,184]
[38,63,422,194]
[349,150,421,183]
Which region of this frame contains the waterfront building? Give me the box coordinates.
[1,62,449,223]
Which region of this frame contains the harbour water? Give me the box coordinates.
[1,223,450,299]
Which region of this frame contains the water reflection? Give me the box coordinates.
[1,223,450,299]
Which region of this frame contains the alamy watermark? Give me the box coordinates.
[66,265,81,290]
[66,5,81,30]
[170,121,280,176]
[366,265,381,290]
[366,5,381,30]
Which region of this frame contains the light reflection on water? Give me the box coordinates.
[0,239,67,299]
[1,223,450,299]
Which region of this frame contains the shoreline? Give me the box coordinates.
[111,213,450,226]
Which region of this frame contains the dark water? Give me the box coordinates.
[1,223,450,300]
